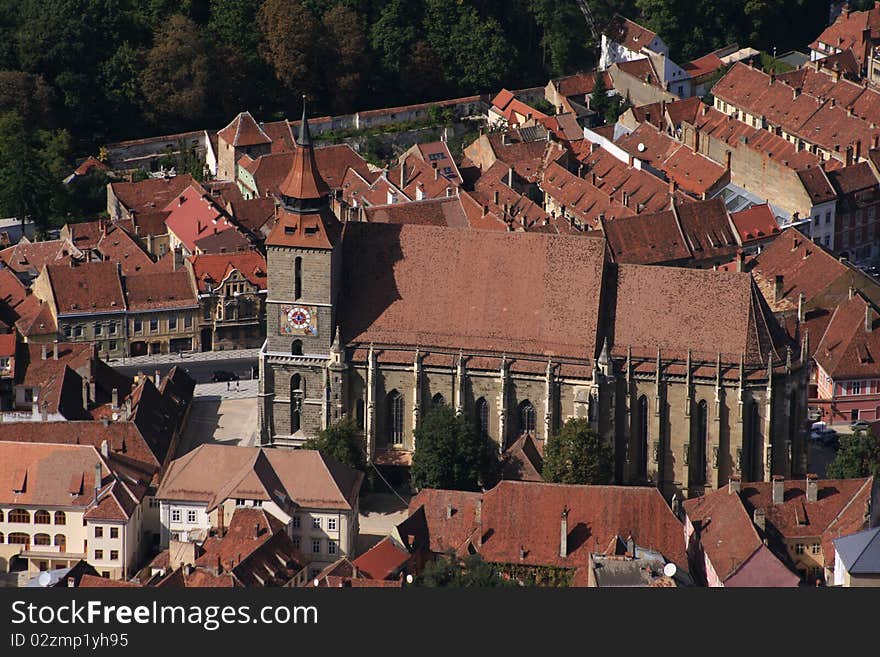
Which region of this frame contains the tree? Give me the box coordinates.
[303,417,367,473]
[258,0,320,96]
[0,71,52,128]
[140,15,210,126]
[542,418,613,485]
[417,551,516,587]
[0,112,65,234]
[369,0,419,77]
[321,4,370,113]
[590,70,610,122]
[411,404,499,491]
[402,41,448,103]
[827,429,880,479]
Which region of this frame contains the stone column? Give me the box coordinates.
[412,349,422,451]
[498,357,508,453]
[544,359,554,442]
[709,353,722,489]
[651,347,663,485]
[762,352,774,482]
[366,344,376,464]
[455,351,465,415]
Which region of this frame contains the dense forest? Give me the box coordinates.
[0,0,843,229]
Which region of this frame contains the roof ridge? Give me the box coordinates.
[826,477,873,534]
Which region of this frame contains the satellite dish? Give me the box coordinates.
[637,142,646,152]
[663,563,677,578]
[38,572,53,588]
[405,574,414,584]
[313,578,319,587]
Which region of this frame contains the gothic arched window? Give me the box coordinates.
[294,257,302,300]
[291,374,303,433]
[388,391,404,445]
[637,395,649,479]
[518,400,536,436]
[476,397,490,439]
[745,401,760,481]
[690,400,708,487]
[356,399,365,430]
[431,393,445,409]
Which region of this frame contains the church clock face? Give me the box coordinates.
[287,306,311,329]
[280,304,317,336]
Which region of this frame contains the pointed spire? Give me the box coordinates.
[785,345,792,373]
[598,337,610,367]
[331,325,342,352]
[297,95,313,148]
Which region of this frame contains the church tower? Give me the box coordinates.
[259,99,344,446]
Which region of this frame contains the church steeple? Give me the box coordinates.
[279,96,330,212]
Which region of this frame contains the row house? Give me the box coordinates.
[711,60,880,164]
[599,14,692,98]
[155,445,362,577]
[810,2,880,72]
[29,260,199,358]
[813,292,880,423]
[827,157,880,263]
[686,475,877,584]
[189,251,268,351]
[0,441,153,580]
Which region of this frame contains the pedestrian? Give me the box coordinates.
[236,379,240,391]
[226,381,230,391]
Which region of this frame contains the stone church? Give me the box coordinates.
[259,109,811,501]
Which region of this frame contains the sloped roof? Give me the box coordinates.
[46,261,126,314]
[730,203,781,243]
[810,3,880,65]
[606,14,659,53]
[814,293,880,379]
[278,108,330,201]
[833,526,880,574]
[612,264,785,364]
[189,250,267,293]
[156,445,363,512]
[338,223,607,358]
[217,111,272,148]
[124,270,197,311]
[109,175,194,215]
[265,206,341,249]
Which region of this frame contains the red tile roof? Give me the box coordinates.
[476,481,687,572]
[339,223,607,358]
[552,72,612,99]
[606,15,659,53]
[683,53,725,79]
[278,113,329,201]
[814,293,880,379]
[189,250,267,293]
[217,111,271,148]
[602,211,691,264]
[109,175,194,215]
[350,537,411,580]
[407,489,483,554]
[124,270,197,311]
[0,240,76,277]
[810,3,880,65]
[741,477,874,568]
[684,486,800,585]
[265,206,341,250]
[163,184,235,253]
[730,204,781,243]
[612,264,784,364]
[46,261,125,314]
[94,224,155,275]
[363,196,470,228]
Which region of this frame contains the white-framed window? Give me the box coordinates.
[313,517,321,529]
[186,510,197,524]
[852,381,862,395]
[328,540,337,555]
[95,323,103,336]
[94,549,103,560]
[169,316,177,331]
[292,537,300,550]
[327,517,337,531]
[109,322,117,335]
[312,539,321,554]
[149,319,158,333]
[253,500,262,508]
[811,544,821,555]
[795,543,805,555]
[235,499,246,507]
[292,515,300,529]
[74,325,83,338]
[110,550,119,561]
[171,509,181,523]
[110,527,118,539]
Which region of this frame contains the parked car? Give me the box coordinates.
[212,370,239,382]
[850,420,871,431]
[818,428,839,448]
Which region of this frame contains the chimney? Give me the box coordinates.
[793,87,800,100]
[772,475,784,505]
[53,340,58,360]
[100,440,109,459]
[729,475,741,495]
[434,166,439,182]
[493,190,499,205]
[668,178,675,196]
[774,275,784,303]
[725,151,732,171]
[111,387,118,410]
[82,378,89,410]
[798,293,805,322]
[846,144,854,166]
[867,304,873,332]
[806,474,818,503]
[753,508,766,532]
[559,507,569,558]
[736,251,745,273]
[41,343,47,360]
[507,168,513,188]
[694,126,701,152]
[446,505,453,519]
[254,523,260,540]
